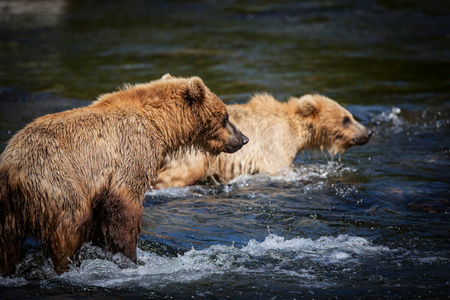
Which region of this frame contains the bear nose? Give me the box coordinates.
[242,135,249,145]
[367,129,373,138]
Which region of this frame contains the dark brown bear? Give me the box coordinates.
[0,74,248,276]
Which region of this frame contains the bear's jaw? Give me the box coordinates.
[224,136,248,153]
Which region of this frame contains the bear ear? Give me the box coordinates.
[184,77,206,105]
[162,73,174,80]
[296,94,318,117]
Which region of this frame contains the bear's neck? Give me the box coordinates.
[93,92,200,162]
[289,117,321,153]
[146,107,200,158]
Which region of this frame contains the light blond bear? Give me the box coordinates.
[154,93,372,189]
[0,74,248,276]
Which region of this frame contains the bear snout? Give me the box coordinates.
[222,119,249,153]
[225,133,249,153]
[352,128,373,146]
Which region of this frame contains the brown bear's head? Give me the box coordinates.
[160,74,248,155]
[292,94,373,157]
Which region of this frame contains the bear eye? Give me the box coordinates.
[222,114,229,126]
[343,116,351,127]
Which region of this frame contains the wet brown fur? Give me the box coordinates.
[0,74,247,276]
[154,93,372,189]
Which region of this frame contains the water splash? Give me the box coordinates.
[370,106,404,134]
[0,234,391,288]
[146,161,357,198]
[64,234,390,289]
[367,105,449,137]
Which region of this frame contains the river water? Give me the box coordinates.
[0,1,449,299]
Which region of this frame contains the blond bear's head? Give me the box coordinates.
[290,94,373,157]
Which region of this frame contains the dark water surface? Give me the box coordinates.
[1,1,449,299]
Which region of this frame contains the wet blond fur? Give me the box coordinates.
[154,93,372,188]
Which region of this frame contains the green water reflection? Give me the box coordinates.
[1,1,448,104]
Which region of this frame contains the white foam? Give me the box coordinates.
[0,276,28,287]
[69,234,388,286]
[147,161,357,197]
[146,186,199,197]
[1,234,392,288]
[241,234,389,258]
[230,162,355,186]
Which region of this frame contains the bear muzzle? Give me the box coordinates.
[225,134,249,153]
[352,128,373,146]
